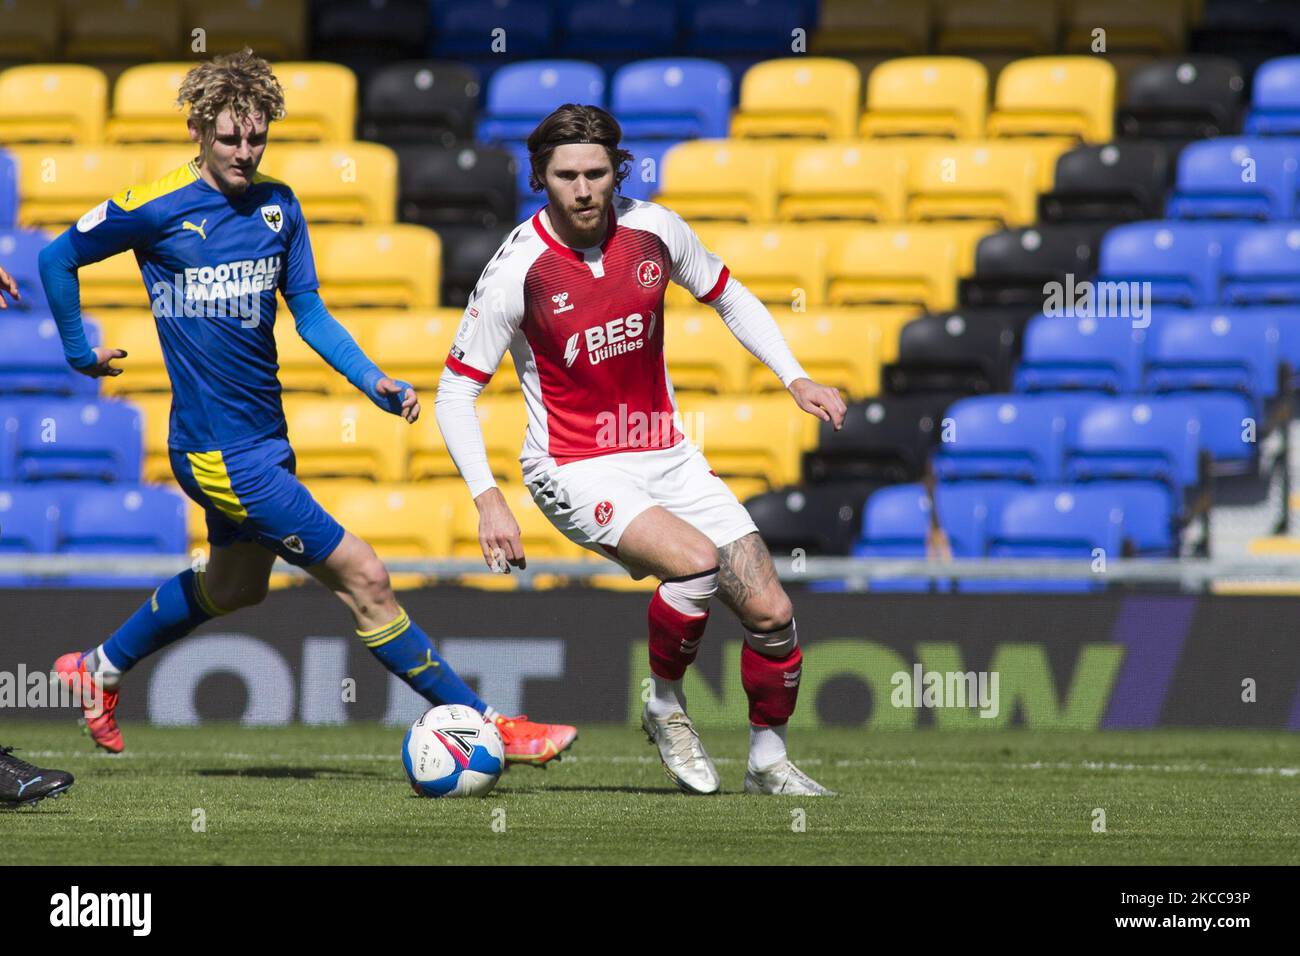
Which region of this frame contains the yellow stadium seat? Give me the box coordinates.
[93,312,170,394]
[123,143,201,179]
[654,139,778,222]
[777,140,907,222]
[986,56,1117,144]
[365,312,458,394]
[120,392,173,483]
[674,395,816,489]
[905,141,1041,227]
[860,57,989,139]
[183,0,308,61]
[106,64,195,144]
[64,0,183,64]
[306,481,457,559]
[450,483,588,560]
[935,0,1058,58]
[77,253,153,311]
[273,315,367,395]
[809,0,930,56]
[0,66,108,145]
[752,308,881,399]
[6,145,143,229]
[826,226,959,310]
[1064,0,1185,56]
[281,396,410,481]
[855,305,926,364]
[663,309,751,394]
[730,58,861,140]
[721,476,772,506]
[272,62,357,143]
[312,224,439,308]
[674,224,827,309]
[0,0,59,62]
[406,394,528,483]
[257,142,397,225]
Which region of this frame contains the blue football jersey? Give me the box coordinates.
[67,159,319,451]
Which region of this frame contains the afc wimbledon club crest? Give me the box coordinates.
[260,205,284,233]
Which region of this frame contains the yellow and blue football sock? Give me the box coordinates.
[92,569,224,683]
[357,608,490,714]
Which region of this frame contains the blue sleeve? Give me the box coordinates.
[285,290,411,414]
[281,197,319,296]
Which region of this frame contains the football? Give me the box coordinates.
[401,705,505,798]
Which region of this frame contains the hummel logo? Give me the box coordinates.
[552,291,574,314]
[783,668,802,688]
[182,218,208,241]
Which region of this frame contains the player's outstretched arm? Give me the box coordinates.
[37,232,125,375]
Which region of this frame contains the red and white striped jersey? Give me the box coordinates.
[444,196,729,468]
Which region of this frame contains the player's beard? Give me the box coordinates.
[563,201,606,243]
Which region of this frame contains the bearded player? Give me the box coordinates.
[37,49,575,764]
[435,104,847,796]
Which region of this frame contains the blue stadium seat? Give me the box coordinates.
[619,139,678,201]
[0,485,60,586]
[982,486,1125,593]
[429,0,554,60]
[1245,56,1300,135]
[1231,304,1300,388]
[1144,309,1280,406]
[0,228,52,315]
[0,316,99,397]
[1014,313,1145,394]
[1087,480,1178,556]
[7,398,142,483]
[682,0,805,56]
[476,61,606,145]
[1064,397,1203,514]
[557,0,677,56]
[55,484,187,587]
[1166,137,1300,220]
[1220,223,1300,305]
[0,149,16,228]
[611,59,734,140]
[931,396,1068,483]
[1097,221,1233,309]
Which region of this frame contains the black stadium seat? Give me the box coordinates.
[959,224,1106,309]
[312,0,430,84]
[1191,0,1300,82]
[883,311,1021,397]
[744,481,882,557]
[438,224,513,308]
[1038,142,1174,225]
[803,394,953,485]
[361,62,481,147]
[1116,56,1246,141]
[395,145,517,229]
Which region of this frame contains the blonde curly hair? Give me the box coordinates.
[177,48,286,144]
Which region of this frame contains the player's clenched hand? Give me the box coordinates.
[788,377,847,431]
[74,347,129,378]
[474,487,526,573]
[0,264,19,308]
[375,377,420,423]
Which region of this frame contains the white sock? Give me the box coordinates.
[91,645,122,691]
[646,674,687,719]
[748,723,787,771]
[481,705,500,722]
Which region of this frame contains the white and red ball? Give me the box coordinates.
[402,705,505,798]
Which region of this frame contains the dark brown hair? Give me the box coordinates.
[526,103,634,192]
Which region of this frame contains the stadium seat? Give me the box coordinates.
[745,481,879,556]
[776,141,907,222]
[1062,0,1186,56]
[312,224,440,309]
[438,224,513,308]
[1166,137,1300,220]
[104,64,194,144]
[0,316,98,397]
[860,57,989,140]
[1116,57,1245,140]
[556,0,677,57]
[682,0,805,57]
[986,57,1116,144]
[312,0,430,83]
[654,140,779,222]
[76,252,152,312]
[125,143,199,180]
[121,392,173,483]
[307,481,456,560]
[730,58,861,140]
[1088,480,1179,555]
[0,485,59,557]
[676,224,825,308]
[618,140,678,203]
[257,142,397,225]
[984,485,1124,591]
[0,228,51,314]
[450,482,589,566]
[904,141,1041,227]
[476,61,605,145]
[752,309,880,398]
[431,0,554,61]
[883,311,1019,397]
[265,63,357,143]
[360,62,480,147]
[281,396,410,482]
[1038,142,1174,225]
[366,311,462,395]
[56,484,186,553]
[63,0,183,65]
[826,226,959,310]
[959,225,1104,309]
[673,395,815,489]
[7,398,142,482]
[1014,314,1145,394]
[1220,224,1300,305]
[89,313,170,394]
[0,149,15,228]
[611,59,733,141]
[272,316,358,395]
[1096,221,1230,308]
[803,394,951,484]
[394,144,517,229]
[0,0,59,63]
[809,0,931,57]
[6,146,145,229]
[662,309,752,394]
[1246,56,1300,135]
[935,0,1058,59]
[407,394,528,482]
[0,65,108,145]
[185,0,308,61]
[931,395,1068,483]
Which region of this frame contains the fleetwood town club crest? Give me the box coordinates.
[260,204,284,233]
[637,259,663,288]
[594,500,615,526]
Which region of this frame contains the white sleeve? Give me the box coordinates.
[711,277,809,388]
[658,204,730,303]
[434,366,497,499]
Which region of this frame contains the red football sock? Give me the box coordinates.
[647,587,709,681]
[741,642,803,727]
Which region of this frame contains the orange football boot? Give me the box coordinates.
[493,714,577,766]
[54,652,123,754]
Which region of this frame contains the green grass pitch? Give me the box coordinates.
[2,723,1297,865]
